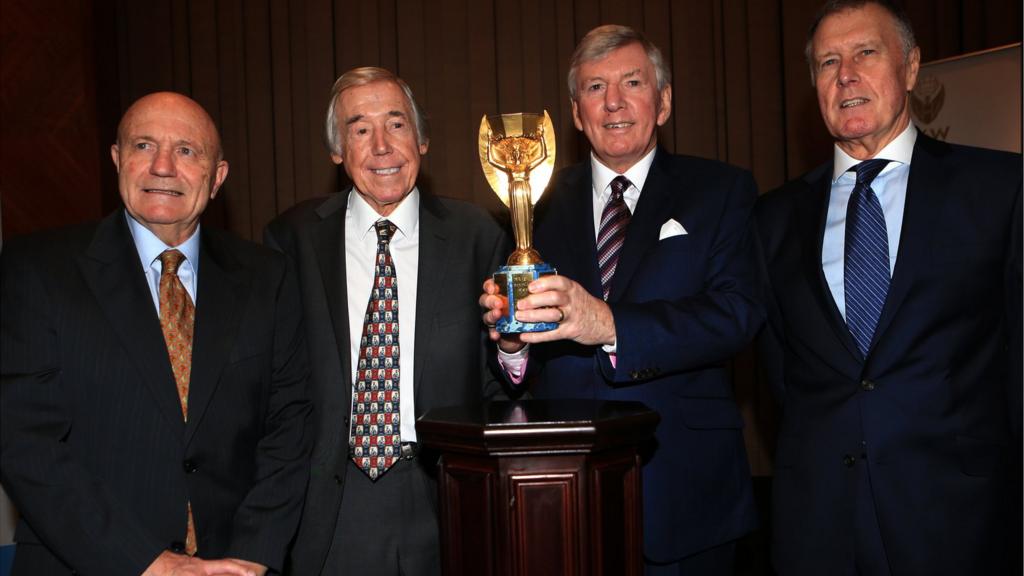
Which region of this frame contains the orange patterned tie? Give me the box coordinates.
[158,249,197,555]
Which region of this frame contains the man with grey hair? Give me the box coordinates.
[481,24,762,575]
[756,1,1022,573]
[266,66,508,575]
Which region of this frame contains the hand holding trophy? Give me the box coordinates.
[479,111,557,333]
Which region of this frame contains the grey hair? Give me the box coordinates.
[324,67,429,155]
[804,0,917,83]
[567,24,671,100]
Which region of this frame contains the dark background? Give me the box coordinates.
[1,0,1020,571]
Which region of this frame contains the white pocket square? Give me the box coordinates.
[659,218,688,240]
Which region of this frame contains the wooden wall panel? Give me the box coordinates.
[0,0,104,238]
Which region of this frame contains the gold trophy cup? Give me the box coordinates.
[479,111,557,333]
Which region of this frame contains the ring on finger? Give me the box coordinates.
[555,307,565,323]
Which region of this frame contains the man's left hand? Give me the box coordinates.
[515,275,616,347]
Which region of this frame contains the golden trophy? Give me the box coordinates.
[479,111,557,333]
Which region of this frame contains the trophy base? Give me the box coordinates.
[493,263,558,334]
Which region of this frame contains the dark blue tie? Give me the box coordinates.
[845,159,891,357]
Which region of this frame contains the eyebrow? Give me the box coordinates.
[130,134,204,151]
[345,110,409,126]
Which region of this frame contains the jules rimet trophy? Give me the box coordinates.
[479,111,557,333]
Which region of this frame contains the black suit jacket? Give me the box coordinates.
[756,133,1023,574]
[264,189,507,574]
[0,210,313,575]
[523,149,763,562]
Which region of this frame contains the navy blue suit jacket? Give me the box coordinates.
[525,148,762,562]
[756,133,1023,575]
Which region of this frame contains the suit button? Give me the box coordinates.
[183,460,198,474]
[334,473,343,485]
[843,454,856,468]
[861,379,875,391]
[169,540,186,553]
[630,370,639,379]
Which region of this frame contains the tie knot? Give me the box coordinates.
[159,249,186,276]
[852,159,891,188]
[374,220,397,245]
[610,176,631,200]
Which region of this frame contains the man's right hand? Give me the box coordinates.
[479,278,525,353]
[143,551,260,576]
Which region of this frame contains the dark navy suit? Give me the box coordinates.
[756,133,1023,574]
[525,148,763,564]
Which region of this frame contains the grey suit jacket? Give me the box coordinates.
[0,209,313,575]
[264,189,508,574]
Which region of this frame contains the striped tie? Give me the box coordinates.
[597,176,632,300]
[844,159,891,357]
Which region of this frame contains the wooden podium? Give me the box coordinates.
[416,399,659,576]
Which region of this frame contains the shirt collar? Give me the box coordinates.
[125,211,201,272]
[347,186,420,240]
[832,123,917,182]
[591,146,657,202]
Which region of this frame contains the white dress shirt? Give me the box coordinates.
[345,189,420,441]
[822,123,916,319]
[126,212,200,313]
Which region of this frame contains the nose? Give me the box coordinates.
[372,130,392,155]
[604,83,623,112]
[150,147,176,176]
[837,61,858,87]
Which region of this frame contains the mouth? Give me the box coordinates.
[370,167,402,176]
[144,188,183,197]
[840,97,870,109]
[603,121,634,130]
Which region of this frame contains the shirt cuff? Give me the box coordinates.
[497,345,530,385]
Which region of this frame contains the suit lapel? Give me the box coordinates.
[184,230,249,444]
[77,211,186,437]
[870,136,943,350]
[548,167,602,296]
[799,167,864,364]
[608,150,673,302]
[313,192,354,397]
[413,194,450,411]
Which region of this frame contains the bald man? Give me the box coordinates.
[0,92,312,576]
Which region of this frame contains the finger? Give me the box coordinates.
[482,278,499,294]
[528,274,571,294]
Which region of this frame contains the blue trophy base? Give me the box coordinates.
[493,263,558,333]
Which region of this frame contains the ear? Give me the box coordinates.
[571,99,583,131]
[330,153,343,165]
[656,85,673,127]
[904,46,921,92]
[210,160,229,199]
[110,144,121,172]
[419,139,429,155]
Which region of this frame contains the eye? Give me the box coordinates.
[354,126,369,136]
[860,49,876,56]
[178,146,194,156]
[820,57,838,69]
[586,82,605,93]
[625,79,641,88]
[389,120,405,130]
[134,142,152,151]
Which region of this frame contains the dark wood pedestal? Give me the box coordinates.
[416,399,659,576]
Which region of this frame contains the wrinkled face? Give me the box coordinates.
[811,3,920,158]
[331,81,428,216]
[111,93,228,246]
[572,42,672,173]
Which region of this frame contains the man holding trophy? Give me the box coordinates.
[481,25,764,574]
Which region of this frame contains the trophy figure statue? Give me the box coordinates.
[479,111,557,333]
